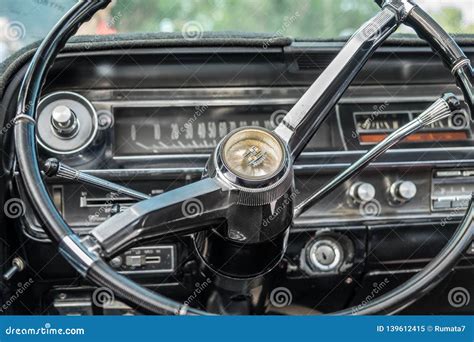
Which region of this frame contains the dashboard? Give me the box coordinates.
[28,86,474,232]
[4,40,474,314]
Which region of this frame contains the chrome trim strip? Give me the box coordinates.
[451,58,471,76]
[26,212,465,243]
[366,268,424,276]
[107,98,297,107]
[14,114,36,125]
[80,158,474,177]
[58,235,99,276]
[82,167,205,175]
[113,154,209,161]
[103,91,470,161]
[293,213,466,228]
[111,145,474,162]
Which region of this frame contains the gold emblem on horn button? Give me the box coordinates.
[222,128,284,180]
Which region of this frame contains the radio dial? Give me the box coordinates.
[349,182,376,203]
[390,180,417,203]
[109,256,123,269]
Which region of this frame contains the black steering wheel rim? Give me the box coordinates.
[13,0,474,315]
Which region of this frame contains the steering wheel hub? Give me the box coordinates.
[221,127,285,181]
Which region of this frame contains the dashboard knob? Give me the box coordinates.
[349,182,376,203]
[51,105,79,138]
[390,180,417,203]
[109,256,123,269]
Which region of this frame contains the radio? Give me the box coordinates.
[109,245,176,275]
[432,169,474,211]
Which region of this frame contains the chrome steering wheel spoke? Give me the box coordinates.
[274,6,402,160]
[88,177,235,258]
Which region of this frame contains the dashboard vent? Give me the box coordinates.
[296,53,337,70]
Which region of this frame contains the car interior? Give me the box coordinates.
[0,0,473,316]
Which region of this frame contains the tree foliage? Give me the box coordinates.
[110,0,473,38]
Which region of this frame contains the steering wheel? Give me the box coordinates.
[13,0,474,315]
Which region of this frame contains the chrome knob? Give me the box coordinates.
[110,256,123,269]
[390,180,417,203]
[349,182,376,203]
[52,105,73,124]
[51,105,79,138]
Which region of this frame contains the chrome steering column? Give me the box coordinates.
[196,127,294,278]
[89,126,295,278]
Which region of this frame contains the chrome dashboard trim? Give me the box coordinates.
[111,145,474,162]
[112,154,210,161]
[81,157,474,177]
[107,99,298,107]
[25,213,466,243]
[93,88,471,162]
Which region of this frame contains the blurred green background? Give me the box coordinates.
[109,0,474,38]
[1,0,473,62]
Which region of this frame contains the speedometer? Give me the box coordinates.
[112,105,336,156]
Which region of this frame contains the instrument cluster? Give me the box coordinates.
[28,87,474,239]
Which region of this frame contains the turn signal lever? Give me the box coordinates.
[294,93,461,217]
[43,158,150,201]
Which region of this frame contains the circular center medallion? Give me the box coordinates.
[222,128,285,181]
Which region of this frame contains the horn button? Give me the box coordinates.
[221,128,285,182]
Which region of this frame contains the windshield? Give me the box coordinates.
[1,0,473,62]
